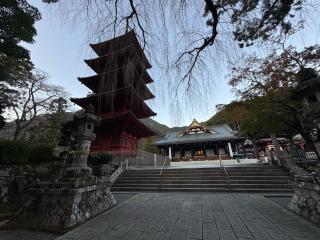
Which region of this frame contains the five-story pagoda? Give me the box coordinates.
[71,31,156,157]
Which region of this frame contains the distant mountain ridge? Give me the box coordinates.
[140,118,170,136]
[0,112,218,140]
[0,113,171,140]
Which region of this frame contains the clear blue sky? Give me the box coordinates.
[24,1,320,127]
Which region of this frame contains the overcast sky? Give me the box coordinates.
[24,1,320,127]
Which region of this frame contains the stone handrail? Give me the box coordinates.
[109,165,124,184]
[279,152,320,226]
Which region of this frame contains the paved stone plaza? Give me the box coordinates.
[0,230,58,240]
[54,193,320,240]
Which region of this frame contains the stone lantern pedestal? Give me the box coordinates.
[4,110,116,232]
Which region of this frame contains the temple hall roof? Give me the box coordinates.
[154,123,241,146]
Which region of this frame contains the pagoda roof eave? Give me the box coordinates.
[99,111,156,138]
[89,31,151,68]
[76,77,155,101]
[84,53,151,74]
[141,71,153,84]
[78,64,153,86]
[70,92,157,119]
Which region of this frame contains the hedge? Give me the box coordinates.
[87,152,113,165]
[0,140,55,165]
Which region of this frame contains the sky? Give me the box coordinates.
[23,1,320,127]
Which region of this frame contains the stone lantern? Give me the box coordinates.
[292,68,320,155]
[6,108,116,232]
[293,68,320,126]
[65,110,100,177]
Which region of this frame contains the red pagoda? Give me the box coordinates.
[71,31,156,157]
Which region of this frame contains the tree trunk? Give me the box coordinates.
[13,121,22,140]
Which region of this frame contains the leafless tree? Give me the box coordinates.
[43,0,319,121]
[7,71,67,140]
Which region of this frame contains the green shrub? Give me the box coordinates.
[0,140,54,165]
[88,152,113,165]
[0,140,30,165]
[29,144,55,164]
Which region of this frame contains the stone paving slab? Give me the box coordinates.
[55,193,320,240]
[0,230,58,240]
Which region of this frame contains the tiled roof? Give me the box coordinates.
[154,124,241,145]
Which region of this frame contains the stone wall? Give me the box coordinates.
[0,177,10,203]
[289,181,320,226]
[0,166,35,204]
[0,167,10,202]
[6,181,116,232]
[0,162,114,203]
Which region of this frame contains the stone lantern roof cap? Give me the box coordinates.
[292,68,320,99]
[73,110,101,125]
[296,68,319,82]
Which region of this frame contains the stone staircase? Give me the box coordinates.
[111,165,293,193]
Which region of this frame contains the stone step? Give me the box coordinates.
[119,176,290,181]
[126,166,283,170]
[121,172,290,177]
[125,169,287,174]
[126,166,285,172]
[111,186,294,193]
[112,183,291,189]
[116,179,290,184]
[112,165,292,193]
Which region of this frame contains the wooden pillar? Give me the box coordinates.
[168,146,172,160]
[228,142,233,158]
[235,142,239,153]
[191,145,194,159]
[214,142,219,155]
[242,142,247,157]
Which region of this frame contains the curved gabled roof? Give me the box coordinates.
[178,119,213,136]
[154,124,241,146]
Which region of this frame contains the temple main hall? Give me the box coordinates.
[71,31,156,157]
[154,119,251,161]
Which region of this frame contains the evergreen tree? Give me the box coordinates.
[0,0,41,127]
